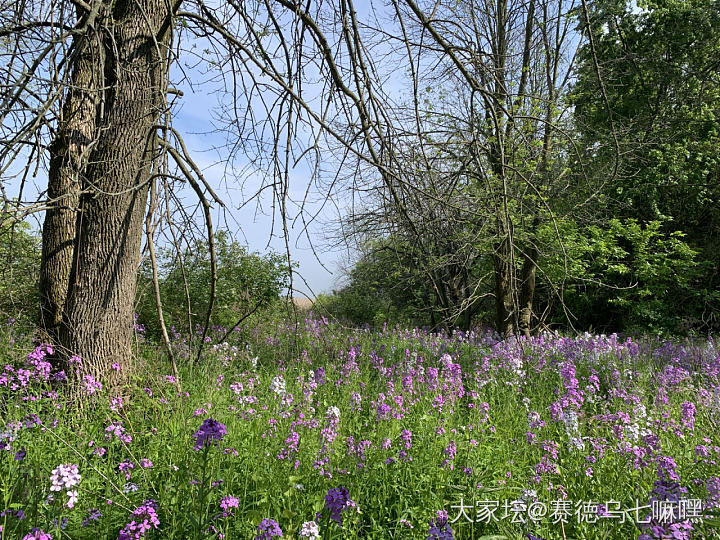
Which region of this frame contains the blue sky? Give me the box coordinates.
[2,2,417,298]
[166,70,350,298]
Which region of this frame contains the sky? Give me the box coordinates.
[2,1,414,298]
[167,78,350,299]
[3,97,350,298]
[2,49,357,301]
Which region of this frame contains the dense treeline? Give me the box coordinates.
[1,0,718,352]
[0,226,291,337]
[318,0,720,336]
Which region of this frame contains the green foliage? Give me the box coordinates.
[572,0,720,332]
[2,318,719,538]
[315,238,447,328]
[0,221,40,323]
[541,218,698,334]
[136,230,291,335]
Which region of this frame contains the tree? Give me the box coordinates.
[0,221,41,322]
[333,0,588,336]
[136,231,290,336]
[572,0,720,332]
[2,0,409,384]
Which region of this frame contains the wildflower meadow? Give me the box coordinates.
[1,316,719,539]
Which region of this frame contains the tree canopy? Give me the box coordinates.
[0,0,718,388]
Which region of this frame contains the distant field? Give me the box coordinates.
[291,297,314,310]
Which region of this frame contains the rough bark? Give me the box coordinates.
[39,16,102,343]
[50,0,173,385]
[493,230,515,338]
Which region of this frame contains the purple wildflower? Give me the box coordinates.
[22,529,52,540]
[255,518,283,539]
[118,461,134,480]
[83,374,102,395]
[118,501,160,540]
[193,418,228,451]
[219,495,239,517]
[323,487,356,525]
[427,510,453,539]
[680,401,695,431]
[81,508,102,527]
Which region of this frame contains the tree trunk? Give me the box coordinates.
[493,219,515,338]
[41,0,173,386]
[39,14,102,343]
[518,241,537,338]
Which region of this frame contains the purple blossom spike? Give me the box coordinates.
[192,418,227,451]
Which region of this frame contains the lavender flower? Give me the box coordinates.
[192,418,227,451]
[83,374,102,395]
[255,518,283,539]
[118,501,160,540]
[118,461,134,480]
[680,401,696,430]
[105,422,132,443]
[219,495,239,517]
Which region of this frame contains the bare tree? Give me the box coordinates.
[0,0,417,385]
[332,0,587,336]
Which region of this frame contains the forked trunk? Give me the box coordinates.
[41,0,173,387]
[39,19,102,343]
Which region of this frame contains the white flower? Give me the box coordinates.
[270,375,286,396]
[50,464,81,491]
[299,521,320,539]
[561,411,585,451]
[66,489,78,508]
[522,397,531,411]
[568,437,585,451]
[325,406,341,419]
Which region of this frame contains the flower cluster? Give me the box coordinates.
[118,500,160,540]
[83,374,102,395]
[50,463,81,508]
[427,510,453,539]
[22,529,52,540]
[269,375,286,396]
[218,495,239,517]
[255,518,283,539]
[192,418,227,451]
[81,508,102,527]
[105,421,132,443]
[299,521,320,539]
[322,486,358,525]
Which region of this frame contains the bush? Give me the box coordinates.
[136,230,291,336]
[0,220,40,323]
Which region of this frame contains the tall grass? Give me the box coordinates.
[1,317,719,539]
